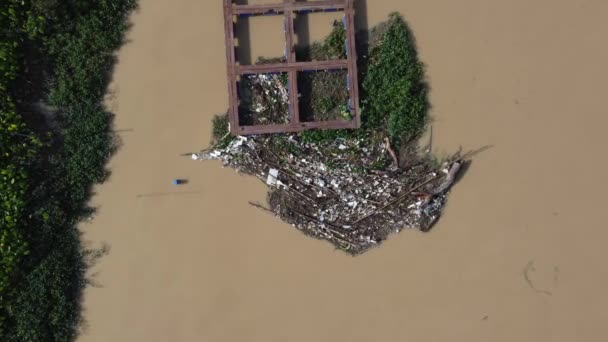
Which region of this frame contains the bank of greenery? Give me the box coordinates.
[1,1,136,340]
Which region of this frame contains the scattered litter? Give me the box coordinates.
[266,168,280,186]
[194,134,466,254]
[172,179,187,186]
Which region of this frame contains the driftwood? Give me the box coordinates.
[249,200,362,248]
[460,145,492,160]
[430,160,463,195]
[248,201,274,214]
[282,183,317,203]
[384,137,399,166]
[424,126,433,154]
[289,208,365,247]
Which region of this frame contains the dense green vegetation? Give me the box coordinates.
[1,1,136,340]
[362,13,428,146]
[0,82,41,332]
[297,19,347,61]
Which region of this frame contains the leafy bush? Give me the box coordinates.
[0,42,18,94]
[211,113,236,149]
[299,126,354,145]
[4,241,84,342]
[46,1,136,108]
[59,104,115,205]
[362,13,428,146]
[309,20,346,60]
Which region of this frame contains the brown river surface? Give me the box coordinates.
[79,0,608,341]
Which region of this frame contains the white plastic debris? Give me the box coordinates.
[266,168,280,186]
[234,136,247,147]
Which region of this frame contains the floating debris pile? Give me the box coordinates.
[238,73,290,125]
[194,133,467,254]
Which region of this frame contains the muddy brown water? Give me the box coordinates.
[79,0,608,341]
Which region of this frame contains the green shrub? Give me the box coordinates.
[299,127,353,145]
[60,104,115,205]
[46,0,136,108]
[310,20,346,60]
[362,13,428,146]
[3,240,84,342]
[211,113,236,149]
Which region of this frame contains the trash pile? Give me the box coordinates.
[238,73,290,125]
[193,133,467,254]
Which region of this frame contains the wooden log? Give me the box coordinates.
[430,160,462,195]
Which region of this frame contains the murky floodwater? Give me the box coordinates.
[79,0,608,341]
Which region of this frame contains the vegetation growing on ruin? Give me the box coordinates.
[295,13,428,146]
[215,13,428,161]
